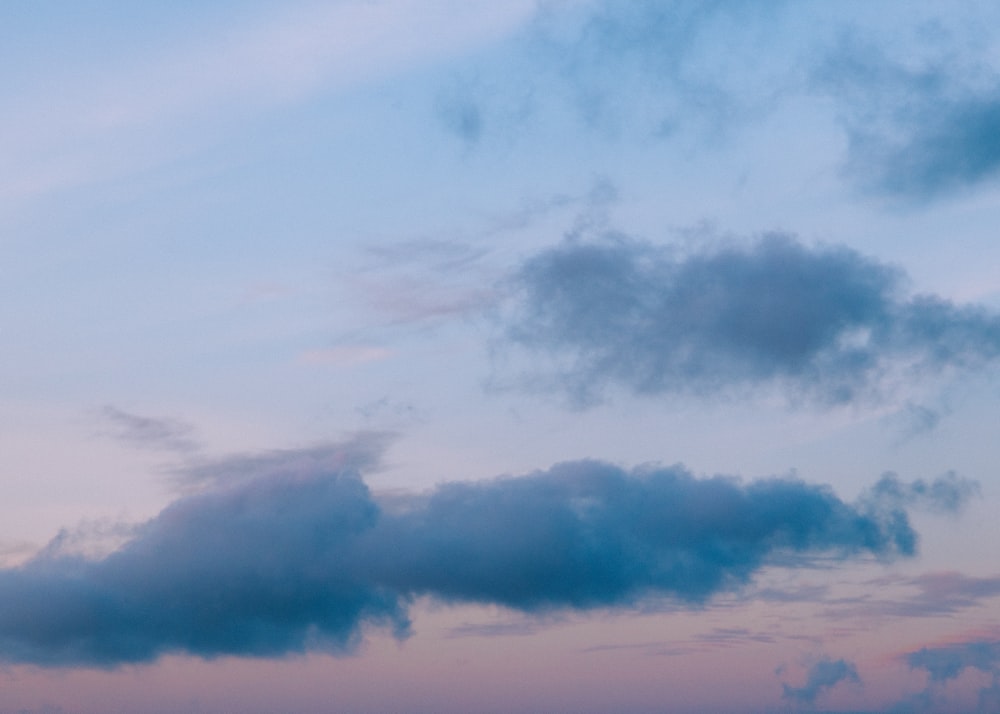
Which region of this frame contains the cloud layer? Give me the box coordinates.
[0,442,972,667]
[503,234,1000,405]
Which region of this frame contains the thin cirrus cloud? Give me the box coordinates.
[0,437,973,667]
[501,234,1000,406]
[99,405,201,454]
[821,572,1000,621]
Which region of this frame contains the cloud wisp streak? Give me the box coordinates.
[99,406,201,454]
[0,442,971,668]
[501,234,1000,406]
[895,634,1000,712]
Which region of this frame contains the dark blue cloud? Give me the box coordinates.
[782,657,860,705]
[815,35,1000,200]
[0,441,968,667]
[502,235,1000,405]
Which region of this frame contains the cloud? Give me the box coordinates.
[435,0,789,144]
[824,572,1000,621]
[99,406,201,453]
[173,433,392,491]
[0,441,958,667]
[782,657,861,705]
[500,234,1000,406]
[815,33,1000,200]
[895,634,1000,712]
[581,627,776,658]
[907,639,1000,683]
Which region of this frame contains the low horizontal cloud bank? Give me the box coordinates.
[502,235,1000,405]
[0,443,974,667]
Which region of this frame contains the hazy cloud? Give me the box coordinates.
[782,657,861,705]
[99,406,200,453]
[435,0,789,144]
[502,234,1000,406]
[0,442,961,667]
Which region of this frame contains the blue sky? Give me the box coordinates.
[3,2,1000,712]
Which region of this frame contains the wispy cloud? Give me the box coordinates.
[500,234,1000,406]
[436,0,788,143]
[0,441,963,667]
[99,405,201,453]
[582,626,778,658]
[822,571,1000,621]
[2,0,534,207]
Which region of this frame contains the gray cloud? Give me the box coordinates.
[501,235,1000,406]
[782,657,861,705]
[173,433,392,491]
[99,406,200,453]
[0,441,961,667]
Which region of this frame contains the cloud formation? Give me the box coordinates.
[816,35,1000,199]
[823,572,1000,622]
[99,406,201,453]
[435,0,785,145]
[782,657,861,705]
[502,234,1000,405]
[897,635,1000,712]
[0,441,967,667]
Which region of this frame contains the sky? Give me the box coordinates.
[3,1,1000,712]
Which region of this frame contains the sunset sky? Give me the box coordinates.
[4,2,1000,712]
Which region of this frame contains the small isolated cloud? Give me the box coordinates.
[0,441,957,667]
[500,234,1000,406]
[99,406,201,453]
[782,657,861,705]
